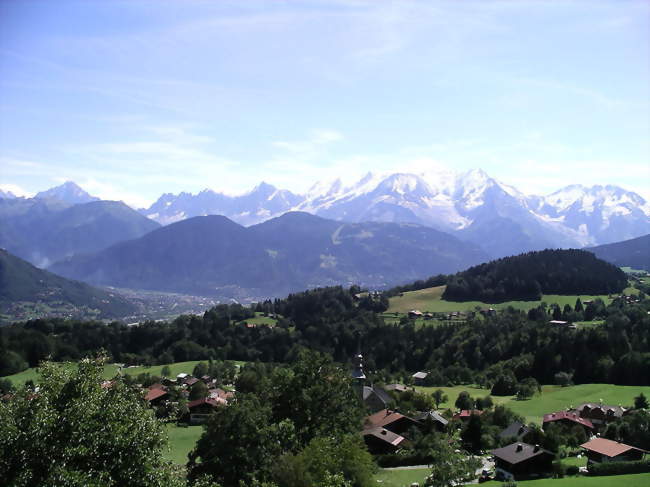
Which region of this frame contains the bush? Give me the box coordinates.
[588,459,650,476]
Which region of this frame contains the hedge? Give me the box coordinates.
[588,459,650,476]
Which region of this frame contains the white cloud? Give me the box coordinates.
[0,183,31,197]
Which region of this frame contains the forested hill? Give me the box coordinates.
[0,249,136,319]
[442,249,628,302]
[589,234,650,271]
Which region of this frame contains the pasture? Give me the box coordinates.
[415,383,650,424]
[164,423,203,465]
[387,285,638,315]
[374,467,430,487]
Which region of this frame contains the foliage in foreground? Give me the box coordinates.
[0,357,185,487]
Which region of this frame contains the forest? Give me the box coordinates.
[1,283,649,389]
[442,249,628,302]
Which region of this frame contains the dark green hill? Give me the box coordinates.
[50,212,489,297]
[588,234,650,271]
[442,248,628,302]
[0,249,136,319]
[0,199,160,267]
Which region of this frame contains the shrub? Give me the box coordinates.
[588,459,650,476]
[566,465,579,476]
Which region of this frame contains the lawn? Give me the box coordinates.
[235,312,280,327]
[164,423,204,465]
[415,384,650,424]
[480,473,650,486]
[374,468,430,487]
[388,285,635,315]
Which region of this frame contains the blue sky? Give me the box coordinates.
[0,0,648,207]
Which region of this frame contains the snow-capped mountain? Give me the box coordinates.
[144,182,303,226]
[140,171,650,258]
[0,189,17,199]
[35,181,99,205]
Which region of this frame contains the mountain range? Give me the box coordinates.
[139,170,650,258]
[0,182,159,267]
[49,212,489,297]
[589,234,650,271]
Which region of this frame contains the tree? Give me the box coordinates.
[161,365,171,377]
[461,413,485,452]
[424,436,481,487]
[455,391,473,410]
[193,362,209,378]
[189,380,209,401]
[432,389,448,409]
[0,357,182,487]
[634,393,649,410]
[554,371,573,387]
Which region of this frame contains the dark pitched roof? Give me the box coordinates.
[492,442,553,465]
[499,421,530,440]
[575,403,627,417]
[362,427,406,447]
[415,410,449,425]
[145,387,168,402]
[543,411,593,429]
[363,385,392,406]
[365,409,419,429]
[581,438,647,457]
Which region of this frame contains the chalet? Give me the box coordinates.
[365,409,421,437]
[184,377,200,387]
[574,403,627,426]
[176,373,189,383]
[186,397,221,424]
[384,383,410,393]
[362,427,408,454]
[453,409,484,421]
[362,385,393,413]
[414,410,448,431]
[543,411,594,434]
[208,387,234,404]
[412,371,428,385]
[144,385,169,405]
[492,442,554,481]
[580,437,647,465]
[499,421,531,442]
[408,310,423,318]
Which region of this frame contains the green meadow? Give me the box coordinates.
[415,383,650,424]
[374,468,431,486]
[387,285,637,315]
[164,423,204,465]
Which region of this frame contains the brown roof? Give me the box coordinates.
[580,438,646,457]
[453,409,484,420]
[365,409,412,429]
[543,411,593,429]
[187,397,221,409]
[184,377,200,386]
[144,387,168,402]
[492,442,553,465]
[362,427,406,447]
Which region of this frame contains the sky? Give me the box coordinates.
[0,0,648,208]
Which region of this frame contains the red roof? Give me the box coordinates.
[187,397,221,409]
[365,409,409,429]
[453,409,484,420]
[581,438,646,457]
[145,387,168,402]
[543,411,593,429]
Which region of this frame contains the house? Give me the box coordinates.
[364,409,421,437]
[185,397,222,424]
[363,385,393,413]
[384,383,410,393]
[574,403,627,427]
[543,411,594,433]
[414,410,448,431]
[492,442,554,481]
[362,427,408,454]
[499,421,531,442]
[580,437,647,465]
[176,373,189,383]
[184,377,200,387]
[408,310,423,318]
[412,371,428,385]
[453,409,484,421]
[144,385,169,405]
[208,387,234,404]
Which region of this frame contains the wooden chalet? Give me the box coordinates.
[492,442,554,481]
[581,437,647,466]
[362,427,408,454]
[499,421,531,442]
[144,384,169,405]
[414,410,448,431]
[543,411,594,433]
[412,371,428,385]
[453,409,484,421]
[364,409,421,437]
[574,403,627,427]
[186,397,222,424]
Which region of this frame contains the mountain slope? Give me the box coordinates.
[35,181,99,204]
[588,234,650,271]
[50,212,489,297]
[0,199,160,267]
[0,249,136,318]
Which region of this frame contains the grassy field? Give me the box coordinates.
[481,473,650,486]
[2,360,212,386]
[415,384,650,424]
[164,423,203,465]
[374,468,430,486]
[235,312,279,327]
[388,285,636,314]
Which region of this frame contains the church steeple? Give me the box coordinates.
[351,352,366,381]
